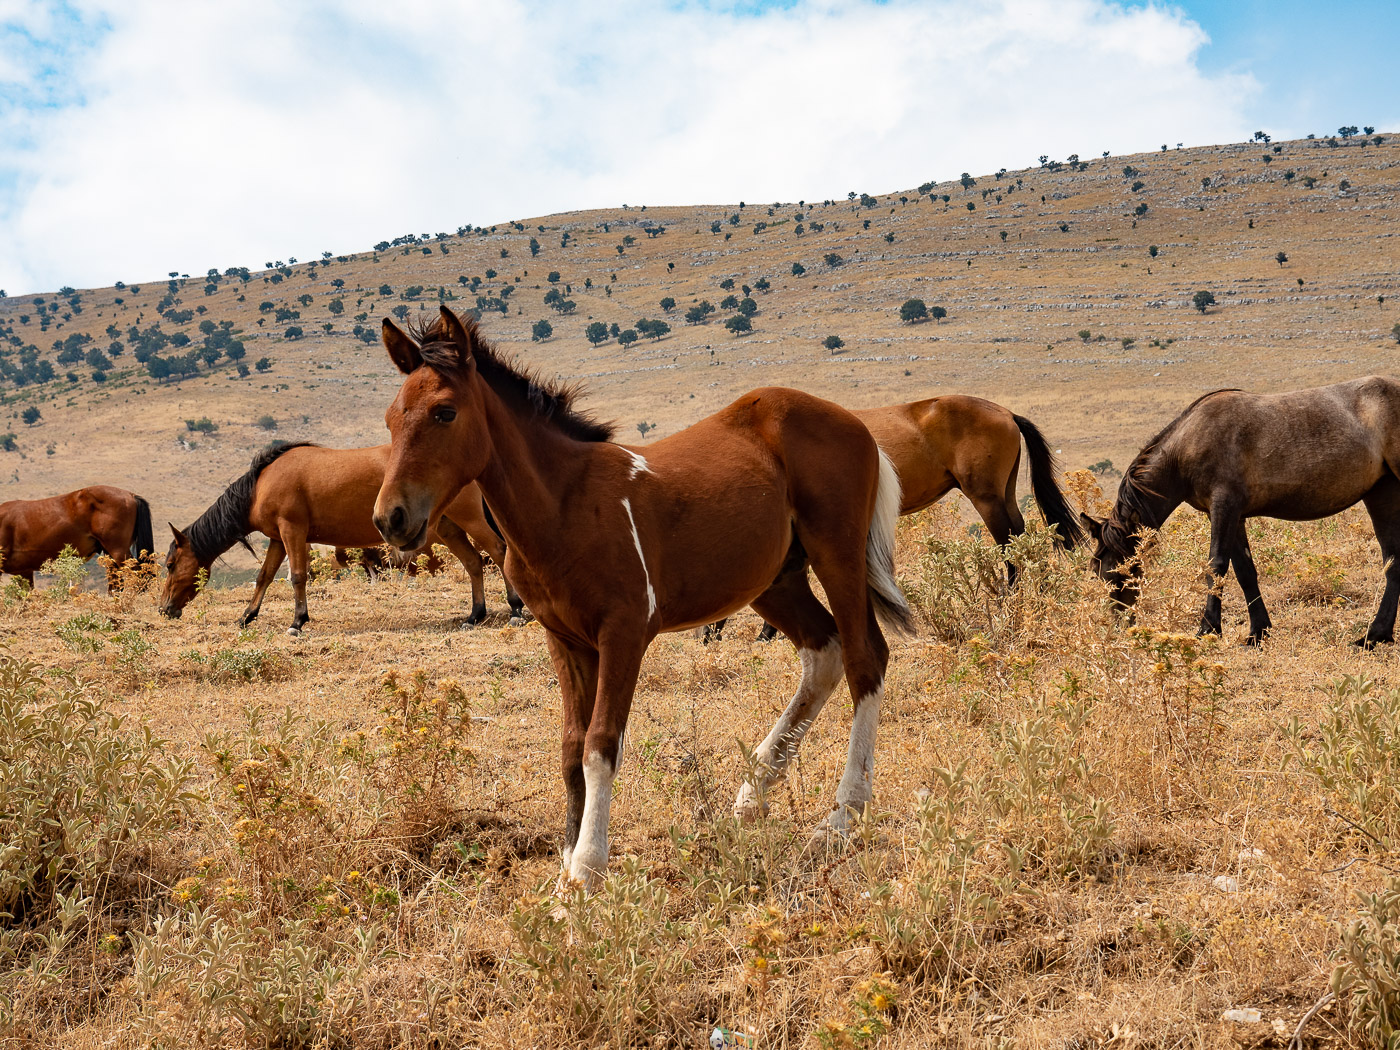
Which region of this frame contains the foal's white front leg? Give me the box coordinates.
[567,749,619,891]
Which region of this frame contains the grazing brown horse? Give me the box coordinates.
[1082,377,1400,647]
[333,544,446,578]
[704,394,1081,642]
[0,486,153,588]
[373,308,913,889]
[160,441,524,631]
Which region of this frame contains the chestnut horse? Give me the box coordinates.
[0,486,153,588]
[373,308,913,889]
[705,394,1081,642]
[161,441,524,631]
[1082,377,1400,647]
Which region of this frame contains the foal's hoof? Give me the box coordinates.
[508,615,527,628]
[286,626,302,638]
[1244,634,1269,648]
[732,788,769,824]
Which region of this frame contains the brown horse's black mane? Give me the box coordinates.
[183,441,317,564]
[1104,389,1240,555]
[410,313,615,443]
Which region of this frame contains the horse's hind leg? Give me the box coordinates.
[1231,523,1273,645]
[437,518,488,625]
[736,568,845,821]
[967,484,1024,589]
[804,547,892,835]
[240,539,286,627]
[1359,475,1400,646]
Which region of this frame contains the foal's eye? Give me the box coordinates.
[433,407,457,425]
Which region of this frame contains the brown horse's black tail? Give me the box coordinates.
[1013,415,1083,549]
[131,496,154,561]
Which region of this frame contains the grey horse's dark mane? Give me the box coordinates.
[1103,389,1240,557]
[183,441,316,564]
[408,312,614,443]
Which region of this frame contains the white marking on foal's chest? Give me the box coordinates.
[621,497,658,619]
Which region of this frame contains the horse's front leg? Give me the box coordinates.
[566,631,648,891]
[1230,524,1273,645]
[1199,499,1240,637]
[240,539,286,627]
[546,631,600,880]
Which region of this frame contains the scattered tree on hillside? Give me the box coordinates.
[1275,251,1289,266]
[899,299,928,323]
[21,406,41,426]
[617,329,638,349]
[532,319,553,342]
[585,321,609,346]
[931,305,948,322]
[660,297,676,312]
[791,262,805,276]
[824,335,844,353]
[725,315,751,335]
[1148,245,1159,258]
[1193,290,1216,314]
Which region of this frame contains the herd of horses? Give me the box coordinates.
[4,304,1400,887]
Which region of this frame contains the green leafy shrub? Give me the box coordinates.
[1287,676,1400,849]
[0,655,197,1003]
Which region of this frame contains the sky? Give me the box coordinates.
[0,0,1396,296]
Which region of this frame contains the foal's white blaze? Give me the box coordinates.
[734,637,844,819]
[621,497,658,620]
[624,449,652,479]
[828,681,884,832]
[569,750,617,886]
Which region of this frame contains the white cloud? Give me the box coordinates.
[0,0,1258,295]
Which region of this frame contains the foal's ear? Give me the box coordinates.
[1078,512,1104,541]
[438,306,477,369]
[168,522,190,547]
[382,318,422,375]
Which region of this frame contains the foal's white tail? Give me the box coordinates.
[866,450,915,636]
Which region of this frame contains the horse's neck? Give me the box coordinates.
[1120,454,1183,531]
[472,387,594,565]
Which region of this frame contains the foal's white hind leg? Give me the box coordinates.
[824,680,884,834]
[734,637,844,820]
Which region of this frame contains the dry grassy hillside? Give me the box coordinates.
[2,133,1397,536]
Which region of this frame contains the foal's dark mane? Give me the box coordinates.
[1104,389,1240,553]
[183,441,316,564]
[410,313,615,443]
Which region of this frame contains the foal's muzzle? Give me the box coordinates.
[374,503,428,552]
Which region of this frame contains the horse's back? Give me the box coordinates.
[854,396,1020,512]
[1168,378,1400,517]
[250,445,389,540]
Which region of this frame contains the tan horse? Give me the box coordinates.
[706,394,1081,642]
[0,486,153,588]
[160,441,524,631]
[1083,377,1400,647]
[372,308,912,889]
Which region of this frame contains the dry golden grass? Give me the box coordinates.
[3,485,1400,1048]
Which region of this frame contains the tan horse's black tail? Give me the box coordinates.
[131,496,154,561]
[1013,415,1083,549]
